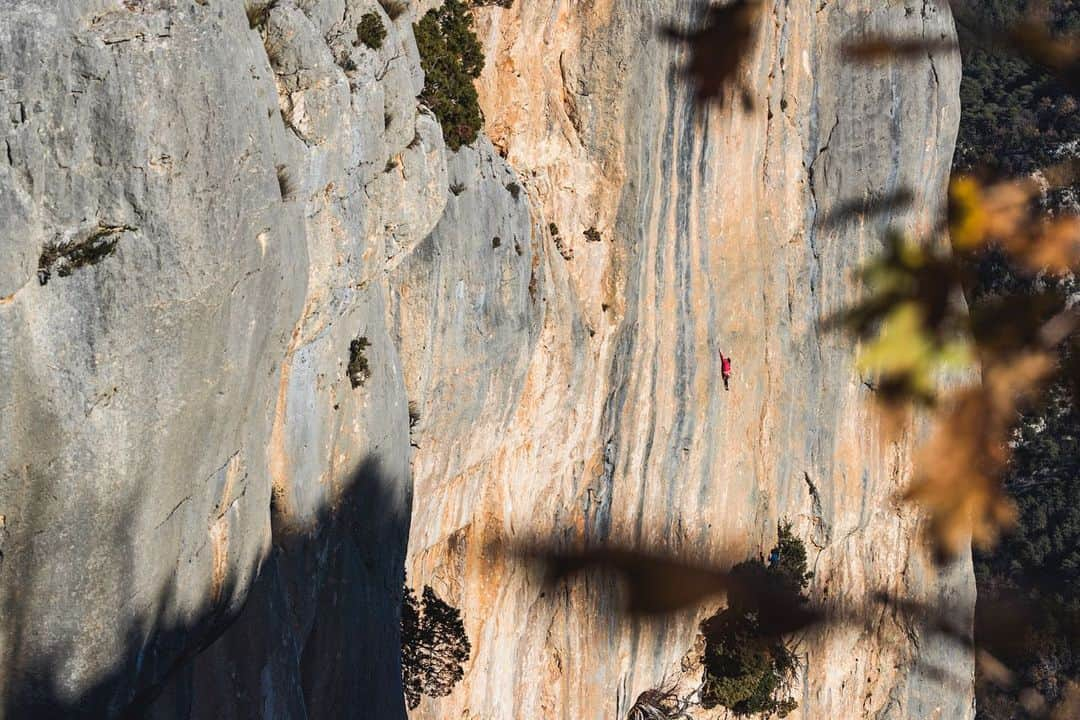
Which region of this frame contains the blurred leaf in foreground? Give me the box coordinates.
[661,0,763,108]
[904,352,1054,558]
[516,544,820,634]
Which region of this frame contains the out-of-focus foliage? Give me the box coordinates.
[829,152,1080,561]
[833,232,973,405]
[834,4,1080,712]
[817,188,915,229]
[950,172,1080,274]
[950,5,1080,716]
[519,541,821,631]
[974,380,1080,718]
[985,383,1080,611]
[661,0,763,108]
[517,533,1079,718]
[903,352,1053,557]
[834,166,1080,558]
[842,35,959,61]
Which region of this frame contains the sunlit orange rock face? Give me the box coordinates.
[0,0,969,717]
[397,1,973,718]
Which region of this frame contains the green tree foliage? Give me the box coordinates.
[401,585,472,710]
[956,4,1080,717]
[768,521,814,596]
[974,381,1080,718]
[699,522,810,718]
[956,1,1080,182]
[414,0,485,151]
[357,12,387,50]
[984,384,1080,609]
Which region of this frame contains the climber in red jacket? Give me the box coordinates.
[720,351,732,391]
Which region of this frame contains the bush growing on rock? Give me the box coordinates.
[37,225,130,285]
[357,12,386,50]
[348,336,371,388]
[414,0,485,151]
[401,584,472,710]
[699,521,810,718]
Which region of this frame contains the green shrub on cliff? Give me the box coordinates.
[699,522,810,718]
[414,0,485,151]
[401,584,472,710]
[357,12,387,50]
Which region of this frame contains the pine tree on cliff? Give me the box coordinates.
[401,584,472,710]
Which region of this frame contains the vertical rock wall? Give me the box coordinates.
[399,1,973,719]
[0,0,972,718]
[0,1,445,716]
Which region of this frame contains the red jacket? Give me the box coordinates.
[721,354,732,375]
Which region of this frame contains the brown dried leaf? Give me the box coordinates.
[520,545,731,614]
[949,175,1080,274]
[1004,216,1080,276]
[1006,21,1080,91]
[1051,682,1080,720]
[661,0,763,106]
[977,650,1017,689]
[903,353,1054,559]
[949,175,1035,252]
[969,291,1067,359]
[842,36,959,62]
[517,545,820,633]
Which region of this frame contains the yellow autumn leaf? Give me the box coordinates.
[949,176,988,251]
[856,302,973,396]
[856,302,933,376]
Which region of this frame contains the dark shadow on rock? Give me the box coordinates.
[2,456,410,720]
[0,458,257,720]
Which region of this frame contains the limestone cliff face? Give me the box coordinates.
[400,1,972,719]
[0,0,969,719]
[0,1,443,716]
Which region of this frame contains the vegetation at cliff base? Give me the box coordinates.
[627,682,692,720]
[950,3,1080,717]
[956,1,1080,181]
[699,522,810,718]
[414,0,485,151]
[973,381,1080,718]
[401,584,472,710]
